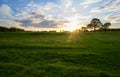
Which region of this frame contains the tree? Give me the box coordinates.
[90,18,102,31]
[10,27,24,32]
[81,27,87,32]
[102,22,111,31]
[0,26,9,32]
[87,24,93,29]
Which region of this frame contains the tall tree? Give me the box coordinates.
[87,24,93,29]
[90,18,102,31]
[81,27,87,32]
[102,22,111,31]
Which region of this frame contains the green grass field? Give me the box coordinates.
[0,32,120,77]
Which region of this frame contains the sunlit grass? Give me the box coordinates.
[0,32,120,77]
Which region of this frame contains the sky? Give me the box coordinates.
[0,0,120,31]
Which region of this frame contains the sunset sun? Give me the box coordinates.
[65,25,79,32]
[64,19,80,32]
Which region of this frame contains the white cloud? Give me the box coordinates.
[80,0,103,12]
[81,0,102,5]
[91,0,120,12]
[0,19,21,27]
[0,4,15,19]
[105,14,120,23]
[63,0,73,8]
[90,7,102,12]
[27,1,37,7]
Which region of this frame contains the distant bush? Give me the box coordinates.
[9,27,24,32]
[108,29,120,31]
[0,26,25,32]
[98,28,120,32]
[0,26,9,32]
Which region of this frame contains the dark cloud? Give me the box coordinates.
[15,19,58,28]
[35,20,58,28]
[31,12,45,19]
[34,20,69,28]
[15,19,33,26]
[15,18,68,28]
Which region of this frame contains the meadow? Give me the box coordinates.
[0,31,120,77]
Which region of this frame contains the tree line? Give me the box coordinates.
[0,26,25,32]
[81,18,111,32]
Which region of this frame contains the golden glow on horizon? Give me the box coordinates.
[64,25,79,32]
[64,18,81,32]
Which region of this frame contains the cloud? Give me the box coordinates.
[41,21,57,28]
[81,0,102,5]
[105,13,120,23]
[61,0,73,8]
[91,0,120,12]
[0,19,21,27]
[15,18,68,28]
[27,1,37,7]
[35,20,61,28]
[15,19,33,26]
[0,4,15,19]
[31,12,45,19]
